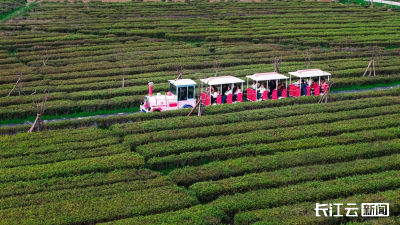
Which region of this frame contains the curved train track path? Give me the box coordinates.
[1,84,399,128]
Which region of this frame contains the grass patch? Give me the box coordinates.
[7,51,16,57]
[186,41,203,47]
[385,46,400,50]
[0,3,36,23]
[0,6,24,21]
[331,80,400,92]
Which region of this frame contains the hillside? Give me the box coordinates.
[1,93,400,224]
[0,1,399,124]
[0,1,400,224]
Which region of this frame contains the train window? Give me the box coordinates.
[170,83,177,95]
[178,87,188,101]
[188,86,194,99]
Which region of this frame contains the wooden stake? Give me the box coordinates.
[369,62,372,77]
[28,90,49,132]
[319,73,334,104]
[198,98,203,117]
[7,77,20,96]
[39,117,47,130]
[122,67,126,88]
[42,49,52,66]
[364,44,378,77]
[28,114,40,133]
[373,60,376,77]
[8,73,25,96]
[363,61,372,77]
[187,99,201,117]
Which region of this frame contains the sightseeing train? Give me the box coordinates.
[140,69,331,113]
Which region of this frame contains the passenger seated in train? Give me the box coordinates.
[257,84,266,100]
[264,81,268,89]
[178,87,187,101]
[222,84,228,96]
[301,79,307,96]
[188,87,194,99]
[222,86,232,103]
[270,80,276,91]
[277,81,284,97]
[293,78,301,86]
[233,84,241,102]
[206,86,211,95]
[311,78,318,94]
[211,86,219,105]
[251,81,257,89]
[307,78,312,87]
[320,78,326,93]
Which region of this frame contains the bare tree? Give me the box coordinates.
[273,56,282,73]
[42,48,52,66]
[28,89,50,132]
[214,60,220,77]
[176,65,183,80]
[304,51,312,68]
[363,44,378,77]
[277,36,286,45]
[117,50,128,88]
[8,72,25,96]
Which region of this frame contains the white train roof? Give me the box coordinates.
[200,76,245,85]
[246,72,288,81]
[168,79,197,86]
[288,69,331,78]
